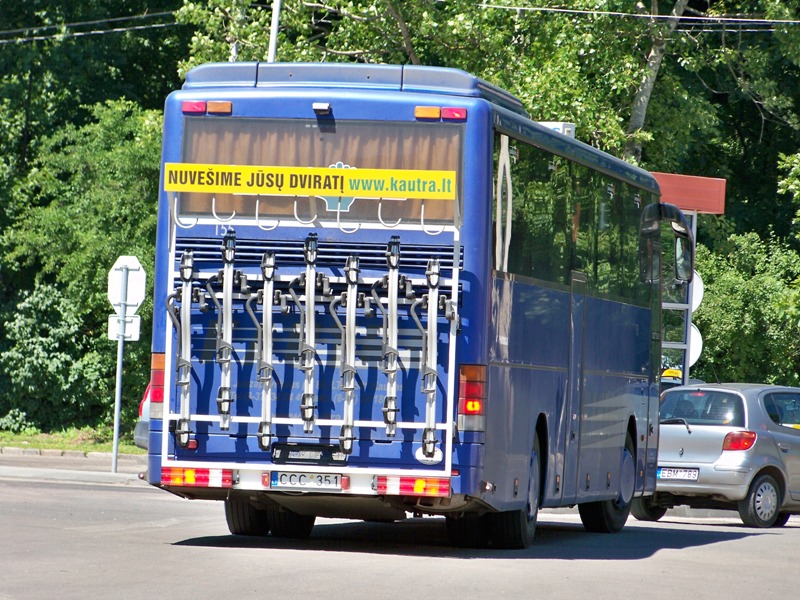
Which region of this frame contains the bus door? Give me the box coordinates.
[559,271,587,503]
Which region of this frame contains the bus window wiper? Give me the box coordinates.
[661,417,692,434]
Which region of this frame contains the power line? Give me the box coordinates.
[0,11,175,39]
[0,21,179,46]
[0,11,180,45]
[479,3,800,26]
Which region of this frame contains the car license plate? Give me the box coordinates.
[270,471,342,491]
[657,467,699,481]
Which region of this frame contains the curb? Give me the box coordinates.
[0,446,147,464]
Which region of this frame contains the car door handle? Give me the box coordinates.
[778,443,790,452]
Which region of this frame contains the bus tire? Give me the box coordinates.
[224,496,270,536]
[489,433,541,549]
[631,497,667,522]
[267,502,316,539]
[445,514,490,548]
[578,433,634,533]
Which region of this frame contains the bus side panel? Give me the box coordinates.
[481,275,569,512]
[577,297,652,502]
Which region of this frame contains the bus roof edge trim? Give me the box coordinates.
[182,62,528,115]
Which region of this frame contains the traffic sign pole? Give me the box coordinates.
[108,256,146,474]
[112,265,129,474]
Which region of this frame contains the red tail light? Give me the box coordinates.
[150,353,165,404]
[458,364,486,431]
[161,467,233,488]
[723,431,757,451]
[375,476,450,498]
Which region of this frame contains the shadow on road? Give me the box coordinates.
[175,514,761,559]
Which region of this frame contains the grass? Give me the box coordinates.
[0,427,145,455]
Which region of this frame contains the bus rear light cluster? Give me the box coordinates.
[149,353,165,420]
[414,106,468,121]
[375,476,450,498]
[181,100,233,115]
[161,467,233,488]
[458,364,486,431]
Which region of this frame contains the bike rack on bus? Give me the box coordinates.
[420,201,445,236]
[254,197,280,231]
[293,196,319,225]
[411,257,442,457]
[329,255,360,453]
[245,251,277,450]
[204,229,241,431]
[171,193,198,230]
[165,250,197,448]
[211,195,236,222]
[368,237,402,436]
[287,233,320,433]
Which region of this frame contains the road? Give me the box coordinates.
[1,453,799,600]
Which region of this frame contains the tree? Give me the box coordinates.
[691,233,800,385]
[0,100,162,430]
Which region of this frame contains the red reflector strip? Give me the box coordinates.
[182,101,207,114]
[442,107,467,121]
[161,467,233,488]
[375,476,450,498]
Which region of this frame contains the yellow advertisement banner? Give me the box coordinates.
[164,163,456,200]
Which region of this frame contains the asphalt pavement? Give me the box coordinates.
[0,445,732,520]
[0,446,147,485]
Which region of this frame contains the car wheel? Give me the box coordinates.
[631,497,667,522]
[772,511,791,528]
[224,496,270,536]
[738,473,780,528]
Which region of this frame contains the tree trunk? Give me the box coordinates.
[623,0,690,164]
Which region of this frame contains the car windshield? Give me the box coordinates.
[660,390,745,427]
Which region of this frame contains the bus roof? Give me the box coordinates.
[183,62,529,117]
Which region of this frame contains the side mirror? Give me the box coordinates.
[674,235,693,283]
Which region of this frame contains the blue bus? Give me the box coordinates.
[146,62,694,548]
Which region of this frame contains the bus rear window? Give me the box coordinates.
[175,118,463,227]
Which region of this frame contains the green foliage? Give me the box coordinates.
[0,409,39,435]
[692,233,800,385]
[0,284,108,430]
[0,100,161,430]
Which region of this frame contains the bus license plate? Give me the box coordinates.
[270,471,342,491]
[657,467,699,481]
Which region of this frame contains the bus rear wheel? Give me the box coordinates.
[266,501,316,539]
[578,433,634,533]
[224,496,270,536]
[445,514,490,548]
[489,433,541,549]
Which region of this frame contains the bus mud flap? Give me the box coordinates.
[166,250,195,447]
[246,251,277,450]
